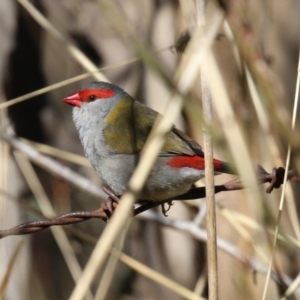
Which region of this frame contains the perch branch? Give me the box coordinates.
[0,166,298,239]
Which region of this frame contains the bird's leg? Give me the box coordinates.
[101,197,119,219]
[103,186,120,203]
[101,187,120,221]
[161,200,174,217]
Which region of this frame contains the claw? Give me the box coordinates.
[101,187,120,221]
[100,197,119,222]
[161,200,174,217]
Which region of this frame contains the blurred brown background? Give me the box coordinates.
[0,0,300,299]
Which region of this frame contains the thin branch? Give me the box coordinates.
[0,170,299,296]
[1,191,299,296]
[139,210,298,294]
[0,57,139,111]
[68,9,224,300]
[68,212,300,297]
[0,128,106,200]
[0,166,298,239]
[13,152,94,300]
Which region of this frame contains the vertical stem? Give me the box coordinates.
[202,71,218,300]
[196,0,218,299]
[262,50,300,300]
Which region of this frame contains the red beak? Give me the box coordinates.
[63,92,82,107]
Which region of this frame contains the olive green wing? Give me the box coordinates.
[162,127,204,156]
[104,98,201,156]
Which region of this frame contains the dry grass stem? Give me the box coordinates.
[22,139,91,167]
[262,50,300,300]
[0,111,9,213]
[195,0,218,298]
[193,264,208,295]
[13,152,94,300]
[51,227,197,299]
[245,66,282,165]
[139,210,298,292]
[206,51,262,216]
[0,72,100,111]
[69,11,223,300]
[0,240,23,299]
[245,62,300,241]
[0,129,106,200]
[223,21,242,72]
[111,249,206,300]
[2,1,298,299]
[94,224,129,300]
[283,272,300,299]
[18,0,107,82]
[219,207,269,262]
[217,205,300,248]
[0,57,140,111]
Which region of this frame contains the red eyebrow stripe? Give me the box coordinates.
[165,155,224,170]
[79,89,115,101]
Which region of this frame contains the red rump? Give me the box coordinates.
[79,89,115,102]
[166,155,224,170]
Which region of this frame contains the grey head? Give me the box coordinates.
[63,81,134,155]
[64,81,130,129]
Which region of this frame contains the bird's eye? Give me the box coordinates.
[89,94,96,101]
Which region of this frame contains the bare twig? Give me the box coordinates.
[1,194,298,296]
[68,213,299,296]
[13,152,93,300]
[0,166,298,239]
[0,169,299,297]
[0,209,106,239]
[68,9,224,300]
[140,210,298,293]
[0,128,106,200]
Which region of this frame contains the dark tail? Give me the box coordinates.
[213,159,236,175]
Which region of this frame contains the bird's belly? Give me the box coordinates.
[90,154,135,196]
[90,154,205,202]
[141,166,205,201]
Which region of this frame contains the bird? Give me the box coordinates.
[63,81,234,215]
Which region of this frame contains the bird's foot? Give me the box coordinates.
[103,186,120,202]
[102,187,121,222]
[101,187,136,221]
[161,200,174,217]
[101,197,119,222]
